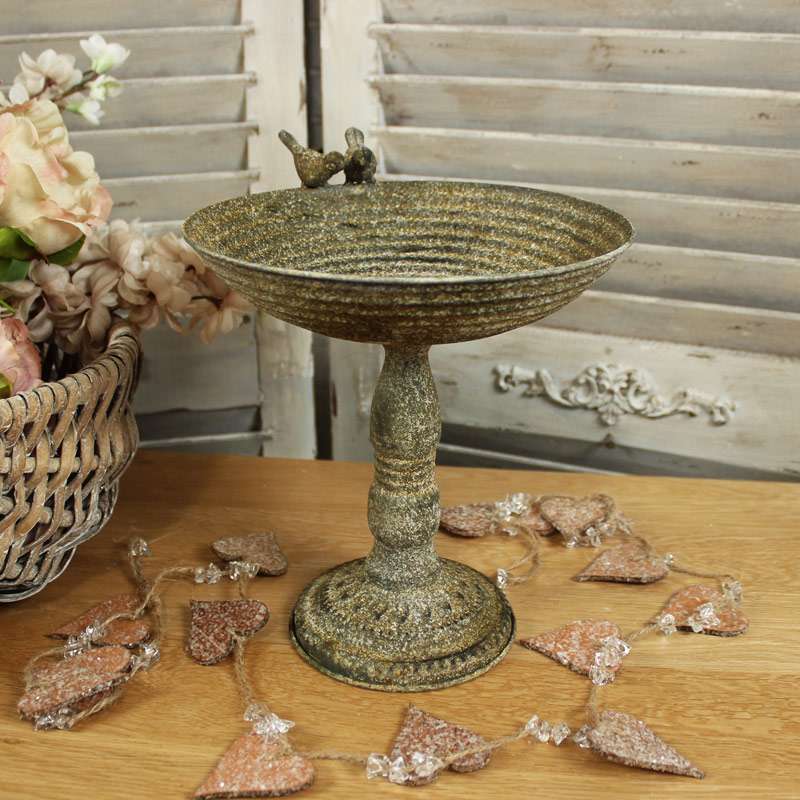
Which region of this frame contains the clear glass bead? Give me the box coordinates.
[64,636,85,657]
[204,564,223,584]
[388,756,409,784]
[34,713,56,731]
[244,703,267,722]
[129,539,152,558]
[722,580,744,607]
[252,712,295,738]
[573,725,592,748]
[658,613,676,635]
[496,492,530,520]
[525,714,551,743]
[565,535,579,549]
[588,664,615,686]
[663,552,675,565]
[132,642,160,670]
[496,568,509,589]
[551,723,571,745]
[366,753,390,780]
[194,566,207,584]
[228,561,259,579]
[410,752,445,778]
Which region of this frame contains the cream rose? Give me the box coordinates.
[0,98,111,254]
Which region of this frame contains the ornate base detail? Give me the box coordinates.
[290,557,516,692]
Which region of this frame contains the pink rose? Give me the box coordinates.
[0,98,111,254]
[0,317,42,395]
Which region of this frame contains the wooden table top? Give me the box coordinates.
[2,451,799,799]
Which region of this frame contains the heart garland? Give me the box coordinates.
[18,496,746,794]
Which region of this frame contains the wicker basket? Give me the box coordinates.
[0,319,141,601]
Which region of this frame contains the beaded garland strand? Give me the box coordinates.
[17,492,747,795]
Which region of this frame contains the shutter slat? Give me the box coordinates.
[377,126,799,202]
[372,24,800,90]
[0,26,252,79]
[598,244,800,313]
[66,75,253,129]
[388,174,799,258]
[382,0,800,33]
[372,75,800,148]
[70,123,257,178]
[545,289,800,357]
[4,0,239,34]
[103,171,259,221]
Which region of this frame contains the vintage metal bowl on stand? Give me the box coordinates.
[184,176,633,691]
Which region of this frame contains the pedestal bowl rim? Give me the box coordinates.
[182,180,635,287]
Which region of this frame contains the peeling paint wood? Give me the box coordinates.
[70,123,258,178]
[381,0,800,33]
[543,290,800,358]
[429,326,800,478]
[371,75,800,149]
[377,125,800,203]
[371,24,800,90]
[103,171,258,222]
[244,0,315,458]
[596,244,800,313]
[0,25,251,79]
[2,0,239,34]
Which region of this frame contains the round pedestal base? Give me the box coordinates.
[290,557,515,692]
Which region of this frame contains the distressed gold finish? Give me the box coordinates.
[184,156,634,692]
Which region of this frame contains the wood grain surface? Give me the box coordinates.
[2,451,799,799]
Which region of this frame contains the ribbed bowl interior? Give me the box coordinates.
[183,181,633,344]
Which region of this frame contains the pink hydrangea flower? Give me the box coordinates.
[0,316,42,395]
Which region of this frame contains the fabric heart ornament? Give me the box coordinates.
[440,502,554,538]
[587,710,704,779]
[390,704,492,786]
[18,645,132,725]
[189,599,270,665]
[211,532,288,577]
[48,593,149,647]
[520,619,625,678]
[660,584,748,636]
[574,544,669,584]
[538,495,614,545]
[194,733,315,799]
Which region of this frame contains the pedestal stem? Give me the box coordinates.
[365,345,441,588]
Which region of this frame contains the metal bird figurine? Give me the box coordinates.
[343,127,377,185]
[278,130,345,188]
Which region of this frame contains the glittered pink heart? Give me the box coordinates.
[661,584,748,636]
[574,544,669,584]
[211,532,288,576]
[48,593,149,648]
[587,709,704,779]
[390,705,491,786]
[520,619,624,677]
[538,495,613,541]
[440,502,553,538]
[17,646,132,721]
[189,599,270,665]
[194,733,315,799]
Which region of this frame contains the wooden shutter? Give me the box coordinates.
[322,0,800,479]
[3,0,316,458]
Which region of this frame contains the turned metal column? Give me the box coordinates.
[365,345,442,588]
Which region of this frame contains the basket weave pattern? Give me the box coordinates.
[0,321,141,601]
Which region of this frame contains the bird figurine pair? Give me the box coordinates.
[278,127,377,188]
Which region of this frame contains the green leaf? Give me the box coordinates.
[47,234,85,265]
[0,373,12,399]
[0,296,17,313]
[0,227,37,261]
[0,259,32,282]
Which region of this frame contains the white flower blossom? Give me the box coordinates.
[87,74,122,101]
[65,97,104,125]
[8,83,30,105]
[80,34,130,75]
[15,49,82,97]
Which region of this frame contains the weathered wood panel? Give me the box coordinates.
[3,0,239,34]
[378,126,799,202]
[381,0,800,33]
[70,123,256,178]
[430,325,800,478]
[372,24,800,90]
[0,26,250,79]
[372,75,800,148]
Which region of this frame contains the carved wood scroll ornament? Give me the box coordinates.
[493,364,735,427]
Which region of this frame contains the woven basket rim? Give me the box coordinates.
[0,317,141,409]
